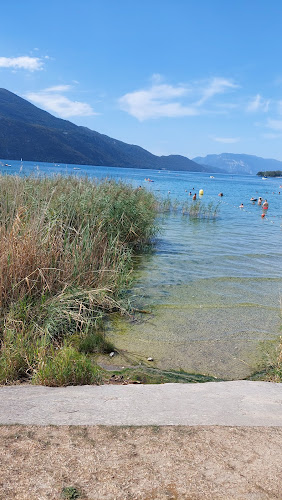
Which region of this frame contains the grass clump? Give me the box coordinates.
[269,337,282,382]
[157,198,220,219]
[62,486,81,499]
[32,346,101,387]
[250,336,282,382]
[0,175,157,385]
[182,200,220,219]
[250,299,282,382]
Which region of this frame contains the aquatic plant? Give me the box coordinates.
[271,336,282,382]
[0,175,158,385]
[32,345,101,387]
[182,200,220,219]
[156,197,220,219]
[250,296,282,383]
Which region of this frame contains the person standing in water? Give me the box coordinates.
[262,199,268,209]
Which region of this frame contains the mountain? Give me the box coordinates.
[0,88,213,172]
[193,152,282,175]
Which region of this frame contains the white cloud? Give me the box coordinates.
[0,56,44,71]
[44,85,72,92]
[119,76,238,121]
[212,136,240,144]
[277,100,282,114]
[262,132,282,139]
[246,94,270,112]
[151,73,163,84]
[266,118,282,130]
[26,90,97,118]
[215,102,239,110]
[119,83,198,121]
[196,77,238,106]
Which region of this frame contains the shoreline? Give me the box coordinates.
[0,173,280,387]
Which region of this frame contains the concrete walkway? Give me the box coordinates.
[1,381,281,426]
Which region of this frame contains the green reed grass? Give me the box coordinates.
[32,345,101,387]
[183,200,220,219]
[250,297,282,382]
[271,336,282,382]
[156,197,220,219]
[0,175,158,385]
[264,298,282,382]
[260,299,282,382]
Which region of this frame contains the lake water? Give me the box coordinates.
[1,159,281,378]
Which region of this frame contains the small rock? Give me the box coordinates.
[109,352,115,358]
[147,357,154,361]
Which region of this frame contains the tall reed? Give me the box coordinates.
[156,197,220,219]
[0,175,158,385]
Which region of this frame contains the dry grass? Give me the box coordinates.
[0,425,281,499]
[0,175,158,385]
[0,175,157,308]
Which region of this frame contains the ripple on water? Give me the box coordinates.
[108,273,281,379]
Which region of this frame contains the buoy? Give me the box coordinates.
[199,189,204,196]
[261,213,265,218]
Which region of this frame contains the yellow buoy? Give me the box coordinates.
[199,189,204,196]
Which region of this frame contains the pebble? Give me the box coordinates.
[109,352,115,357]
[147,357,154,361]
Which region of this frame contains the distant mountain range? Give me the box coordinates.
[0,88,214,172]
[2,89,282,175]
[193,153,282,175]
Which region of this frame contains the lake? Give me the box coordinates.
[1,159,281,378]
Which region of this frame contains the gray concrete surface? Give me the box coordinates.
[1,381,281,426]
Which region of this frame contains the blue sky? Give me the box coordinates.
[1,0,282,160]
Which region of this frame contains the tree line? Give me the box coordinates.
[256,170,282,177]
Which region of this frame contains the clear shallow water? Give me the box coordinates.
[1,159,281,378]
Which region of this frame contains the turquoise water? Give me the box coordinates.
[1,159,281,378]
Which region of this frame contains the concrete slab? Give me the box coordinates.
[1,381,281,426]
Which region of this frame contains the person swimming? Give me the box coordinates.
[218,192,223,197]
[239,203,244,208]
